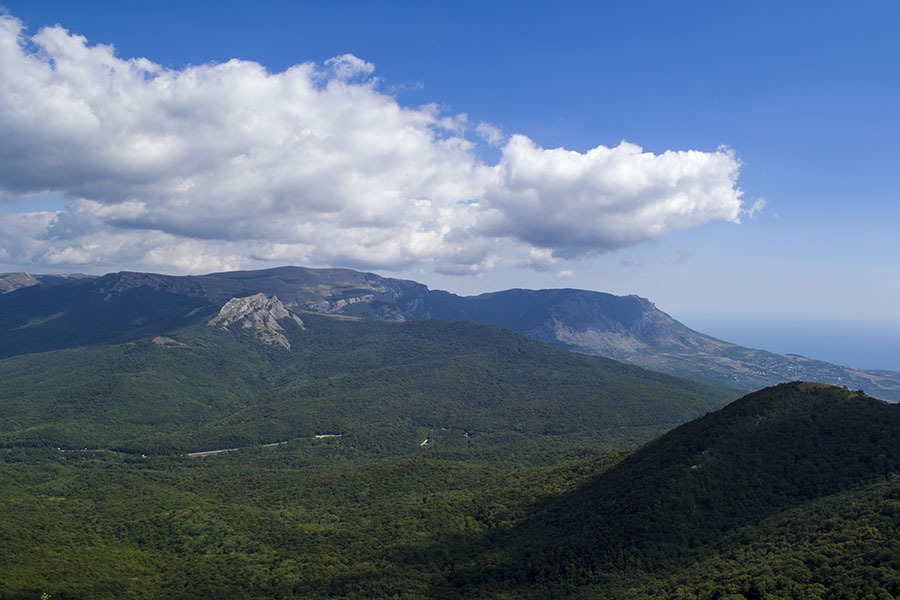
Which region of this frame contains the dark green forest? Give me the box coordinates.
[0,314,732,455]
[2,311,899,598]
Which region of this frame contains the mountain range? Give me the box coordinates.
[3,265,898,401]
[2,266,900,597]
[0,271,90,293]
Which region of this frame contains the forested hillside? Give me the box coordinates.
[438,383,900,598]
[0,309,739,598]
[3,272,900,598]
[3,266,899,400]
[0,313,732,455]
[2,383,899,598]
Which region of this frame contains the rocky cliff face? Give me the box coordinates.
[208,293,304,349]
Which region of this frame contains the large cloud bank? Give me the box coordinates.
[0,14,744,275]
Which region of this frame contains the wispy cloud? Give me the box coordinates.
[745,198,766,219]
[0,13,745,275]
[475,121,505,147]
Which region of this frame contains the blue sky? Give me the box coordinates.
[1,1,898,368]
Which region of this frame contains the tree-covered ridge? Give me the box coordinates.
[0,278,216,359]
[3,390,900,599]
[3,265,899,400]
[0,313,734,455]
[441,382,900,597]
[616,475,900,599]
[1,379,900,598]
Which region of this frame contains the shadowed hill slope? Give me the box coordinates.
[444,382,900,596]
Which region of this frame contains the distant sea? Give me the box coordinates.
[678,315,900,373]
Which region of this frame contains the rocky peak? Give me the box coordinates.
[0,272,39,293]
[208,293,304,349]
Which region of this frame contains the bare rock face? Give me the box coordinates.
[208,293,304,349]
[1,272,95,294]
[0,272,39,293]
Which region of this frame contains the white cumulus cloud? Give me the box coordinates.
[0,13,745,275]
[480,135,743,258]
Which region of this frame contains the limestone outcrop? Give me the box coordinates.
[208,293,303,349]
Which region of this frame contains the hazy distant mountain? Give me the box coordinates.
[421,288,900,402]
[2,265,898,400]
[0,271,93,293]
